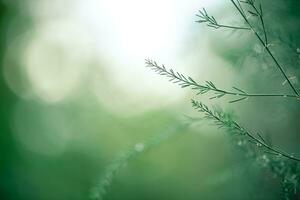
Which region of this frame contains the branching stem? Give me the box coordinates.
[230,0,299,96]
[196,8,250,30]
[146,59,299,102]
[197,1,299,97]
[191,99,300,162]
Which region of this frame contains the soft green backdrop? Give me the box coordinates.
[1,0,300,199]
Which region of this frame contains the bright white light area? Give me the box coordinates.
[74,0,221,115]
[10,0,221,116]
[75,0,219,60]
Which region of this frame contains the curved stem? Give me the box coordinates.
[240,125,300,162]
[192,99,300,162]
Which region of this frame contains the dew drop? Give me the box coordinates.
[256,143,262,147]
[134,143,145,152]
[237,141,243,146]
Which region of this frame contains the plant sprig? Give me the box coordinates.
[196,8,250,30]
[190,99,300,198]
[240,0,268,44]
[144,0,300,199]
[196,0,300,97]
[146,59,299,103]
[191,99,300,162]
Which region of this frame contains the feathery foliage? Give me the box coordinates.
[191,99,300,162]
[196,0,299,97]
[196,8,250,30]
[145,0,300,199]
[191,99,300,199]
[146,59,299,103]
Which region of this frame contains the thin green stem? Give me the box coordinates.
[146,59,299,101]
[257,4,268,45]
[230,0,299,96]
[214,88,298,98]
[196,8,250,30]
[218,24,251,30]
[191,99,300,162]
[241,1,268,44]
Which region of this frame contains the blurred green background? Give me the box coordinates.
[1,0,300,200]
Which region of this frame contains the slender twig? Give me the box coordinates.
[230,0,299,96]
[144,2,300,198]
[241,0,268,44]
[256,4,268,45]
[191,99,300,162]
[196,1,299,97]
[196,8,250,30]
[146,59,299,102]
